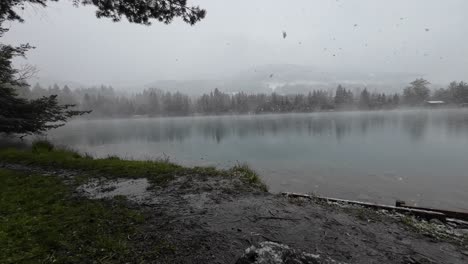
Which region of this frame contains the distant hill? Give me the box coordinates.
[144,64,423,95]
[32,64,427,96]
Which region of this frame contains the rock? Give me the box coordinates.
[403,256,418,264]
[236,241,338,264]
[403,255,436,264]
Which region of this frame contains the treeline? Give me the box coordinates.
[18,78,468,117]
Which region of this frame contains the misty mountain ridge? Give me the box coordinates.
[145,64,424,95]
[33,64,425,96]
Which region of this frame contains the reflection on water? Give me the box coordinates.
[48,109,468,210]
[50,110,468,144]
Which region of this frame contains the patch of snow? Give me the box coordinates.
[304,253,321,259]
[240,241,348,264]
[78,178,151,203]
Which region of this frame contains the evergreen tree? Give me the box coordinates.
[63,85,71,94]
[359,88,371,109]
[1,1,206,27]
[451,82,468,104]
[392,94,400,106]
[334,85,353,108]
[403,78,431,105]
[0,42,89,136]
[0,0,205,136]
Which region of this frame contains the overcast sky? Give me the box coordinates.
[3,0,468,87]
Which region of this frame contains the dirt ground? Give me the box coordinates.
[2,163,468,264]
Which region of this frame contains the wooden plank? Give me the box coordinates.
[396,200,468,221]
[281,192,447,221]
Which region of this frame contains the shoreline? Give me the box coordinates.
[69,106,467,121]
[1,143,467,263]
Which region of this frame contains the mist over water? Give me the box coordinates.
[47,109,468,210]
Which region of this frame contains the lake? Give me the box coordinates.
[47,109,468,211]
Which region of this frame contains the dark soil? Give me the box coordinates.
[2,163,467,264]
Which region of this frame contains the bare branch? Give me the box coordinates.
[14,64,38,84]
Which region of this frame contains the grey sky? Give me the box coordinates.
[3,0,468,87]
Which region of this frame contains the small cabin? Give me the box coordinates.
[425,100,445,107]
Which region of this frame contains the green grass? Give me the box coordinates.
[0,142,183,187]
[0,143,268,262]
[31,139,54,153]
[0,142,268,191]
[0,169,144,263]
[230,163,268,192]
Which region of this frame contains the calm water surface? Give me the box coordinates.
[48,109,468,210]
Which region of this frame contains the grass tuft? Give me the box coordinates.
[231,163,268,192]
[106,155,121,161]
[32,139,54,153]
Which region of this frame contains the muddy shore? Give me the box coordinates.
[1,162,467,264]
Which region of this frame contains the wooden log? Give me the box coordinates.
[395,200,468,222]
[281,192,446,221]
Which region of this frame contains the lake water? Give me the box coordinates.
[47,109,468,211]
